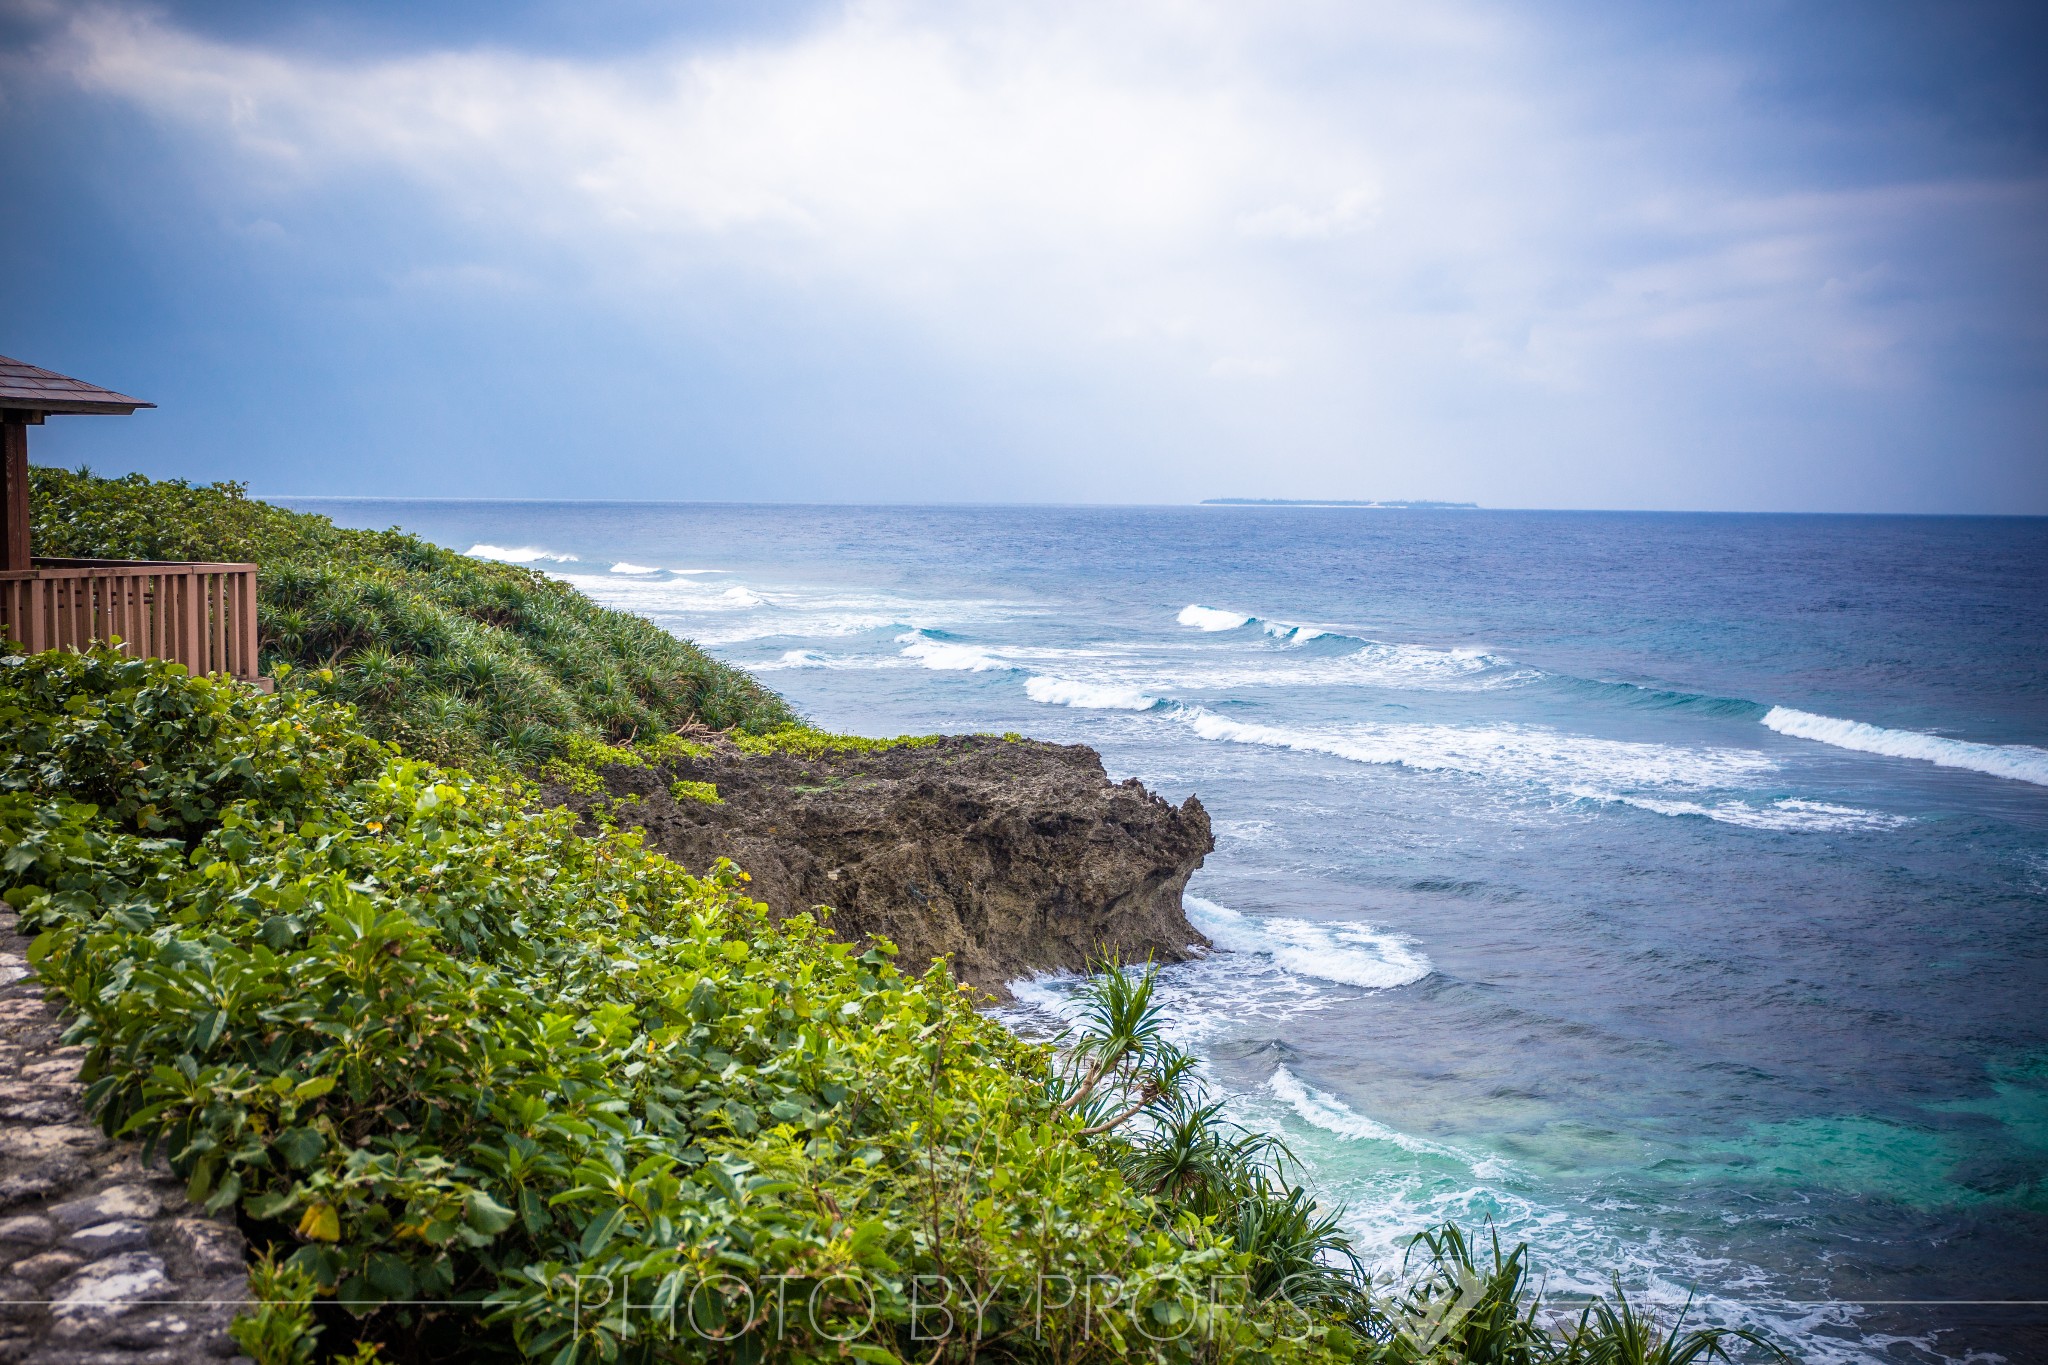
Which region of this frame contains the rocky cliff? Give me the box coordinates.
[552,735,1212,997]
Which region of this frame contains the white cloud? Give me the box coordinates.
[29,0,2046,505]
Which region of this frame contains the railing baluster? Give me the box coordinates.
[182,570,199,673]
[214,573,228,674]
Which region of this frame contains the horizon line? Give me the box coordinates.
[259,494,2048,519]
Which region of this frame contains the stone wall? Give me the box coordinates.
[0,909,249,1364]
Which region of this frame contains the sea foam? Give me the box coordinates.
[1591,793,1909,833]
[1174,710,1901,832]
[1186,896,1431,991]
[1762,706,2048,787]
[896,631,1010,672]
[466,544,578,564]
[1178,602,1334,642]
[1178,604,1253,631]
[1023,676,1161,710]
[1267,1066,1503,1175]
[1176,709,1774,789]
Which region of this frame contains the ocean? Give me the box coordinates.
[290,500,2048,1362]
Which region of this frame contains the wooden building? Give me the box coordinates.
[1,356,265,686]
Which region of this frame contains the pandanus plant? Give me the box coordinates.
[1049,957,1174,1125]
[1557,1282,1785,1365]
[1055,959,1373,1322]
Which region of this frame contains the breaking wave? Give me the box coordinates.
[1267,1066,1504,1175]
[465,544,578,564]
[1023,676,1161,710]
[1175,711,1902,832]
[897,630,1011,673]
[1177,709,1773,788]
[1179,602,1340,643]
[1178,604,1253,631]
[1589,793,1910,833]
[1763,706,2048,787]
[1186,896,1432,991]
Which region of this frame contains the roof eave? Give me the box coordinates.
[2,400,156,418]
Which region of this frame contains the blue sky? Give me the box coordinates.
[2,0,2043,511]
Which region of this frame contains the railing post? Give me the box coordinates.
[1,420,28,573]
[236,569,258,681]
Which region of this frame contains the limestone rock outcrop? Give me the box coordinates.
[557,735,1213,997]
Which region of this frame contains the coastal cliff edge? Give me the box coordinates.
[547,735,1212,998]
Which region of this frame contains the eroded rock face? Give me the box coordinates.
[559,735,1213,997]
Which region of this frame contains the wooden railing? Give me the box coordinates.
[0,559,266,687]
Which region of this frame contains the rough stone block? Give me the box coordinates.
[0,1217,54,1247]
[0,1158,90,1210]
[68,1220,152,1254]
[0,1125,104,1162]
[0,1276,40,1321]
[47,1251,174,1330]
[9,1250,84,1288]
[161,1221,244,1277]
[48,1186,161,1230]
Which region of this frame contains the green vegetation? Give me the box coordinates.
[2,649,1359,1362]
[731,724,944,760]
[668,780,723,806]
[29,468,795,768]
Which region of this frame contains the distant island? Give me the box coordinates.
[1201,497,1480,509]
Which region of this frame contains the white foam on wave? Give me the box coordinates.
[1763,706,2048,787]
[1187,896,1431,990]
[1149,644,1523,693]
[1260,619,1331,642]
[466,544,578,564]
[750,648,912,672]
[1595,793,1910,833]
[1178,604,1252,631]
[897,630,1010,672]
[1178,603,1335,642]
[1002,952,1337,1053]
[1179,709,1772,787]
[1024,676,1161,710]
[1176,710,1903,833]
[1268,1066,1504,1176]
[558,569,763,610]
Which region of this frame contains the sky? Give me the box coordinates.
[2,0,2044,511]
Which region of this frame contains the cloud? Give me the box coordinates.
[17,0,2047,506]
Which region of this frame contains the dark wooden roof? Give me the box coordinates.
[0,355,153,416]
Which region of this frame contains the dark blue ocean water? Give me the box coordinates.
[292,501,2048,1362]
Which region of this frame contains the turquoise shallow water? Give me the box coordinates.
[292,501,2048,1362]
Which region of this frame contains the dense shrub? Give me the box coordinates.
[28,468,795,768]
[1,649,1364,1363]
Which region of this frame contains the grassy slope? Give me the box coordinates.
[27,468,795,768]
